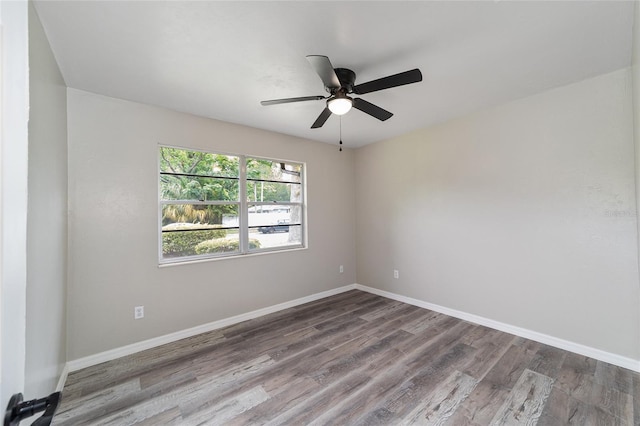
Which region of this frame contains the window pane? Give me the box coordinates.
[162,228,239,259]
[249,225,302,250]
[247,204,301,227]
[160,147,239,178]
[162,204,239,228]
[246,158,302,184]
[245,181,302,203]
[161,174,239,201]
[162,202,239,258]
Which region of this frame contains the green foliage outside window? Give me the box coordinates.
[194,238,261,255]
[160,147,239,227]
[162,229,227,257]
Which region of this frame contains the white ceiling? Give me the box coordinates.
[34,1,634,148]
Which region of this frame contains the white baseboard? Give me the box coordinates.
[353,284,640,373]
[56,363,69,392]
[61,281,639,385]
[65,284,358,373]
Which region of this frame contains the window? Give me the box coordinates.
[159,146,305,263]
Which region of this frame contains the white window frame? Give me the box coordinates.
[158,145,306,264]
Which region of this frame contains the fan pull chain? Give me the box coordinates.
[339,116,343,152]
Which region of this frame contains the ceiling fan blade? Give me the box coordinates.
[306,55,341,89]
[353,69,422,95]
[311,107,332,129]
[261,95,325,106]
[352,98,393,121]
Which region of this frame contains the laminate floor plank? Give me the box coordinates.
[180,341,332,416]
[106,355,275,426]
[310,330,412,386]
[588,380,633,422]
[266,317,370,361]
[54,379,141,423]
[403,321,476,372]
[54,290,639,425]
[181,326,381,418]
[225,376,321,425]
[449,380,512,425]
[358,299,406,321]
[526,344,567,379]
[379,342,477,419]
[180,385,270,426]
[360,304,427,339]
[460,333,516,381]
[594,360,634,394]
[220,290,379,339]
[459,325,505,349]
[400,369,478,425]
[555,352,598,403]
[55,366,198,425]
[266,349,403,425]
[322,323,477,425]
[536,385,590,425]
[131,407,183,426]
[481,344,538,389]
[400,309,449,335]
[134,331,284,390]
[488,369,554,425]
[63,331,226,395]
[512,337,544,353]
[306,322,478,425]
[306,360,412,426]
[633,373,640,426]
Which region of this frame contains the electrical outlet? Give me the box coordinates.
[134,306,144,319]
[393,269,399,279]
[339,265,344,273]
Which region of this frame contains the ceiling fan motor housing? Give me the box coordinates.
[333,68,356,93]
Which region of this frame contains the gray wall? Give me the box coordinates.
[25,3,68,397]
[66,89,356,360]
[355,68,640,360]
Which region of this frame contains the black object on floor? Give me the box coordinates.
[4,391,61,426]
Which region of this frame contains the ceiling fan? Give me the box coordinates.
[260,55,423,129]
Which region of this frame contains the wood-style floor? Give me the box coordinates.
[54,290,640,425]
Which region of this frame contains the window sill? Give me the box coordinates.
[158,245,307,268]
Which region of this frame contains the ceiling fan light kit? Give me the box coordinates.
[327,94,353,115]
[260,55,422,129]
